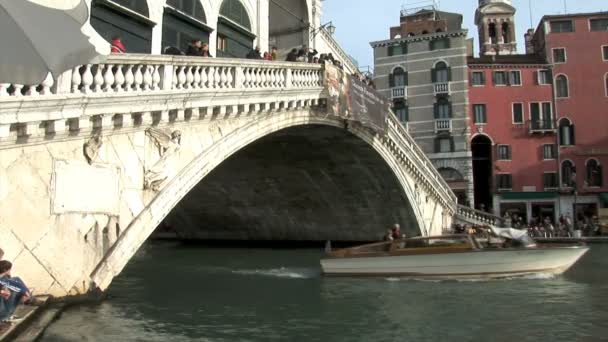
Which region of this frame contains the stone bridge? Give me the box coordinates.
[0,55,456,297]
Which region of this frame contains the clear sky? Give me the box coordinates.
[321,0,608,71]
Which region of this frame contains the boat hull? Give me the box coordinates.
[321,245,590,279]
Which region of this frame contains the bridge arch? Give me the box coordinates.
[91,112,429,290]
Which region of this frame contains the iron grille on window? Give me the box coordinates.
[497,145,511,160]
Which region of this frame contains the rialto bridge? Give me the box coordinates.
[0,55,456,297]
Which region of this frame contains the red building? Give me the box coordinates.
[466,6,608,224]
[530,13,608,223]
[468,56,557,222]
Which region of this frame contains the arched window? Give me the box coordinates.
[389,67,408,87]
[111,0,149,16]
[556,75,569,98]
[167,0,207,22]
[561,160,576,187]
[559,118,575,146]
[434,98,452,119]
[502,22,509,42]
[489,23,497,44]
[91,0,152,53]
[220,0,251,30]
[432,61,450,83]
[586,159,603,187]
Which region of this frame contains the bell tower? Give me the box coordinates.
[475,0,517,55]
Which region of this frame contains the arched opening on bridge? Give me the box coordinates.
[162,0,212,54]
[471,135,493,212]
[158,125,420,242]
[269,0,310,57]
[90,0,153,53]
[217,0,255,58]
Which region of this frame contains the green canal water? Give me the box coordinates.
[41,242,608,341]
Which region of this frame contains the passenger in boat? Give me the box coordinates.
[384,229,394,241]
[391,224,401,240]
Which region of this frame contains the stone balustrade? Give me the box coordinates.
[455,204,505,227]
[0,54,324,141]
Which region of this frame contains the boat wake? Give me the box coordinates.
[384,272,557,283]
[232,267,317,279]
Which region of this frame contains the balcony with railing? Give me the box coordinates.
[528,119,556,133]
[390,86,408,100]
[433,82,451,96]
[434,119,452,133]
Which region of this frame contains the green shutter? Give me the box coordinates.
[570,124,576,145]
[404,72,409,86]
[448,103,453,118]
[446,38,451,49]
[389,74,394,87]
[431,69,437,83]
[434,138,440,153]
[401,43,408,55]
[388,46,394,57]
[433,103,439,119]
[447,67,452,82]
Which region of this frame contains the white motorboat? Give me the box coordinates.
[320,231,589,279]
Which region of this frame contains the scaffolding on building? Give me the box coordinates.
[400,0,440,17]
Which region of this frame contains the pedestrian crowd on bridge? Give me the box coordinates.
[0,247,36,326]
[111,36,376,89]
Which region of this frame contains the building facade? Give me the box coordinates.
[370,6,473,205]
[530,13,608,221]
[468,55,557,221]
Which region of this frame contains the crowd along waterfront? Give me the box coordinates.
[40,241,608,341]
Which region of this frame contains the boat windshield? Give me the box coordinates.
[489,226,537,248]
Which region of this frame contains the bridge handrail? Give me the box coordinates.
[455,204,505,227]
[0,54,323,98]
[318,28,358,73]
[385,110,457,211]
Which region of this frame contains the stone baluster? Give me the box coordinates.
[11,84,23,97]
[134,65,144,91]
[193,66,201,89]
[171,66,178,89]
[214,67,221,88]
[200,66,208,88]
[82,64,93,93]
[234,66,243,89]
[256,68,262,88]
[114,65,125,92]
[183,66,192,89]
[71,66,82,93]
[152,65,161,90]
[262,69,269,88]
[226,67,234,88]
[103,64,115,92]
[278,69,285,87]
[124,65,134,92]
[244,68,251,88]
[207,67,216,89]
[143,65,153,90]
[93,65,104,92]
[0,83,9,97]
[220,67,227,88]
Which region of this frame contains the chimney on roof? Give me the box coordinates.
[524,28,535,54]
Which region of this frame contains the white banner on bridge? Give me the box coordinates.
[51,160,121,215]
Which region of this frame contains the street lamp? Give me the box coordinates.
[311,21,336,38]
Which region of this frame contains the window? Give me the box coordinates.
[389,67,408,87]
[497,145,511,160]
[543,172,559,189]
[432,62,450,83]
[559,119,575,146]
[538,69,552,85]
[434,99,452,119]
[530,102,553,130]
[167,0,206,21]
[393,101,408,122]
[512,103,524,124]
[388,43,408,56]
[217,35,227,51]
[493,71,507,86]
[555,75,569,98]
[435,137,454,153]
[471,71,485,86]
[603,46,608,61]
[586,159,603,187]
[543,144,557,160]
[561,160,576,187]
[550,20,574,33]
[553,48,566,63]
[430,38,450,50]
[473,104,487,124]
[509,71,522,86]
[590,18,608,32]
[496,174,512,190]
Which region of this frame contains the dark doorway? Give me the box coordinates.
[471,135,492,211]
[90,0,153,53]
